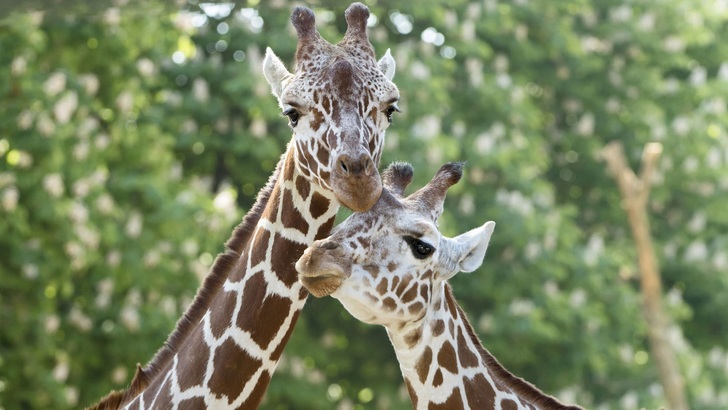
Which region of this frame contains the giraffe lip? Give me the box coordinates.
[298,273,344,298]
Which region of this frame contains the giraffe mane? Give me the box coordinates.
[446,285,583,410]
[87,154,282,410]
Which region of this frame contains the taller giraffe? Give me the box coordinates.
[89,3,399,409]
[297,162,582,410]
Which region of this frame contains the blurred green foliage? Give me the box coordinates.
[1,1,727,409]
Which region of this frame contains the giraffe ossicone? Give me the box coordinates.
[89,3,399,409]
[296,162,583,410]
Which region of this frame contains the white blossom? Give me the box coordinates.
[2,187,18,212]
[687,212,707,233]
[22,263,39,279]
[95,193,115,214]
[43,173,65,198]
[17,110,33,130]
[95,278,114,309]
[43,72,66,97]
[576,112,595,136]
[136,58,156,77]
[45,315,60,333]
[116,91,134,114]
[11,56,27,75]
[684,240,708,262]
[663,36,685,53]
[125,211,143,238]
[112,366,128,384]
[508,298,535,316]
[106,250,122,267]
[192,78,210,102]
[79,74,99,96]
[120,306,140,331]
[54,91,78,124]
[569,288,587,308]
[36,114,56,137]
[53,357,70,382]
[69,306,93,331]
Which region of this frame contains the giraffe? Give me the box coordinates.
[296,162,583,410]
[89,3,399,409]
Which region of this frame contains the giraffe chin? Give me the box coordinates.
[332,177,383,212]
[298,274,344,298]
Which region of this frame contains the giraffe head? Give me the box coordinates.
[296,162,495,326]
[263,3,399,212]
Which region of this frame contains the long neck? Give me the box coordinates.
[387,285,577,410]
[113,143,339,409]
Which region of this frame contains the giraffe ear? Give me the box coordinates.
[263,47,292,98]
[378,49,396,80]
[453,221,495,273]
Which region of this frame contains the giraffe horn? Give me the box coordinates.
[382,162,414,197]
[340,3,375,57]
[291,6,326,64]
[408,162,464,213]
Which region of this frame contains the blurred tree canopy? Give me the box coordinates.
[1,0,727,409]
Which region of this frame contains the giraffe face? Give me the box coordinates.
[263,4,399,212]
[296,162,496,327]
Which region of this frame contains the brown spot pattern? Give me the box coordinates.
[176,327,210,390]
[382,296,397,311]
[404,328,422,347]
[310,191,330,219]
[178,397,205,410]
[208,339,261,402]
[280,187,309,234]
[295,176,310,201]
[401,283,419,304]
[432,319,445,337]
[210,293,236,339]
[458,330,480,368]
[437,341,458,374]
[501,398,519,410]
[249,229,271,268]
[432,369,443,387]
[270,234,307,286]
[404,379,418,409]
[415,346,432,384]
[428,387,464,410]
[464,373,495,408]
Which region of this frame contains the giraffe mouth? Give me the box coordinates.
[298,273,345,298]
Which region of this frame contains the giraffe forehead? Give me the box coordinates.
[286,56,395,108]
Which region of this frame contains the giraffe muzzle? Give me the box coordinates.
[295,240,351,297]
[331,152,382,212]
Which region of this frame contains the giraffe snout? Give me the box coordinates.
[330,151,382,212]
[336,153,374,177]
[296,242,351,298]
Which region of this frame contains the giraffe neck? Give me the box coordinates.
[388,285,574,410]
[119,143,339,409]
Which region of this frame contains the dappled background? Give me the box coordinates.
[1,0,727,409]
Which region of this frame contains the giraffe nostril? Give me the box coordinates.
[339,159,349,174]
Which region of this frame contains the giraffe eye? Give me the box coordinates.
[282,108,300,127]
[404,236,434,259]
[384,104,401,124]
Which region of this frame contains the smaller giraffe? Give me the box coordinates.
[296,162,582,410]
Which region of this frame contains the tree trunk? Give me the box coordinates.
[602,141,689,410]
